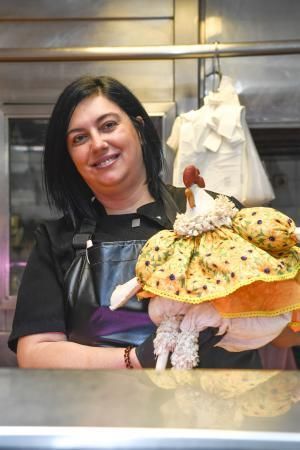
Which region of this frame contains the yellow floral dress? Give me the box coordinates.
[136,195,300,331]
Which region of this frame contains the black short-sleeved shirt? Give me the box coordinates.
[8,186,261,369]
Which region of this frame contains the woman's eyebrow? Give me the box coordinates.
[67,112,119,136]
[66,127,85,136]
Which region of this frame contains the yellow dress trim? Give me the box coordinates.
[219,303,300,318]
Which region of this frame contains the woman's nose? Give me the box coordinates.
[91,131,108,151]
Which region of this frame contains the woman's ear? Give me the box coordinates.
[136,116,144,127]
[132,116,145,146]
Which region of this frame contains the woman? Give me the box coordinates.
[8,76,295,369]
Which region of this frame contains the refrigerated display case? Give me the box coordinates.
[0,368,299,449]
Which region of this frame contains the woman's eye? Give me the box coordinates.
[102,120,118,132]
[72,134,87,145]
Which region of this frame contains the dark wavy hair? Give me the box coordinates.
[43,76,164,224]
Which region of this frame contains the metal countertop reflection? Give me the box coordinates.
[0,368,299,449]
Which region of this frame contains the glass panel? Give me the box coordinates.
[264,154,300,223]
[251,128,300,225]
[9,118,53,295]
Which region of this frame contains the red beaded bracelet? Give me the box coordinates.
[124,345,134,369]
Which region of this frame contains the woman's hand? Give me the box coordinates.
[135,333,157,368]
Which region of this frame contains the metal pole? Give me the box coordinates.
[1,41,300,62]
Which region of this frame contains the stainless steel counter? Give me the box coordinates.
[0,368,300,449]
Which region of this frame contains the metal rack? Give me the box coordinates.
[1,40,300,61]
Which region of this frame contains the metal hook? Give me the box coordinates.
[204,41,223,93]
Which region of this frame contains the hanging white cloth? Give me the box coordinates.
[167,76,275,206]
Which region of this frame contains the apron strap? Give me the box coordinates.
[160,183,181,226]
[72,218,97,251]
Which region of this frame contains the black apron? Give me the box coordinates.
[65,232,155,347]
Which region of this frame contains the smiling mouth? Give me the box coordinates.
[91,154,119,169]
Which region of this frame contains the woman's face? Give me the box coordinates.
[66,94,146,198]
